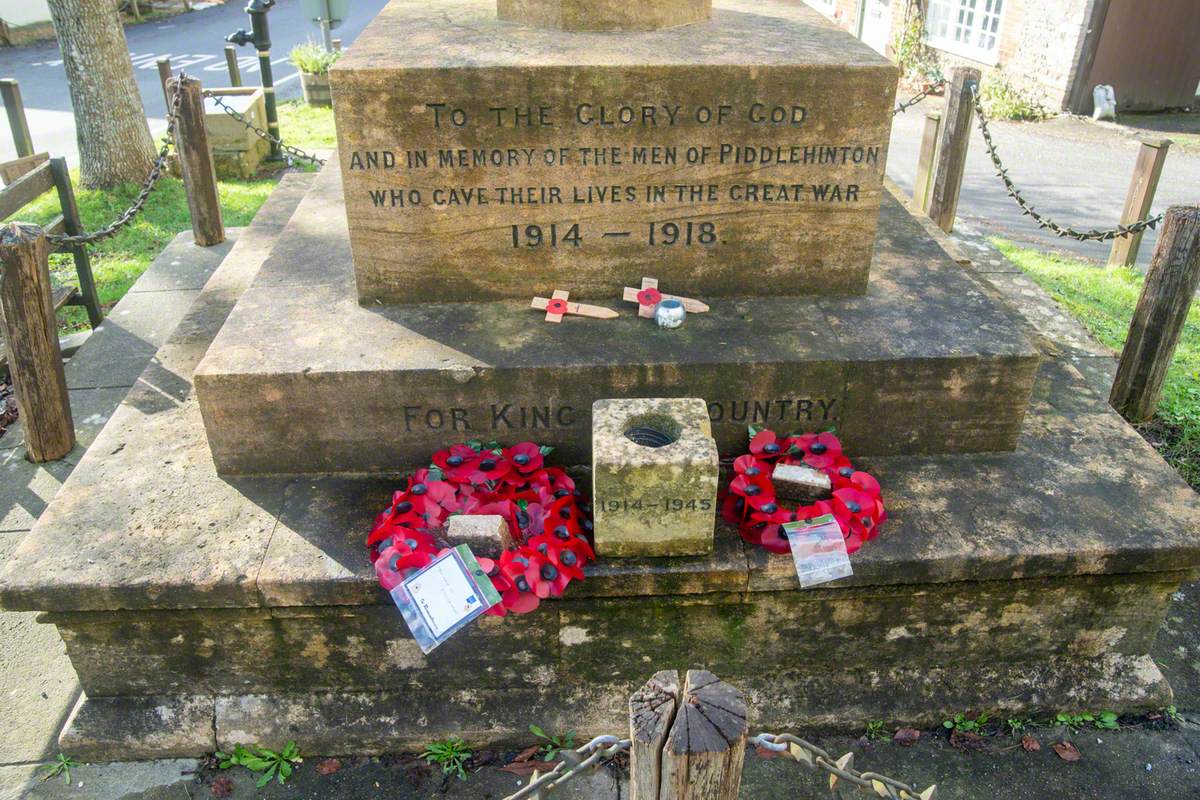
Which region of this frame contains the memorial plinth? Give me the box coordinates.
[331,0,896,303]
[0,0,1197,763]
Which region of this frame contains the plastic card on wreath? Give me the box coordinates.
[390,545,501,653]
[783,514,853,588]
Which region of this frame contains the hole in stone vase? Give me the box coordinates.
[624,413,682,448]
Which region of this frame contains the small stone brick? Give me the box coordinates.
[592,398,718,557]
[772,463,832,501]
[445,514,514,557]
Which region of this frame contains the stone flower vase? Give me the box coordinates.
[301,71,332,107]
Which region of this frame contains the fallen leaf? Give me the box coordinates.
[513,744,541,763]
[754,744,783,760]
[209,777,234,798]
[949,730,985,752]
[316,757,342,775]
[499,760,558,776]
[1021,735,1041,752]
[893,728,921,747]
[1053,741,1081,762]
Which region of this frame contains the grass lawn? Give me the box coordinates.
[993,239,1200,487]
[4,100,336,334]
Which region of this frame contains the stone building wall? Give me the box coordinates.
[803,0,1098,112]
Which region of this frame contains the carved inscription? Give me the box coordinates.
[396,396,839,433]
[347,99,880,253]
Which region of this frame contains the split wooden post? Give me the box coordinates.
[156,58,173,107]
[913,109,941,214]
[1108,139,1172,268]
[629,669,748,800]
[224,45,243,87]
[928,66,979,234]
[0,222,75,462]
[168,75,226,247]
[1110,206,1200,422]
[0,79,34,158]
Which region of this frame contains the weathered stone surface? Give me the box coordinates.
[46,604,558,696]
[58,694,215,761]
[0,174,314,613]
[498,0,711,31]
[205,91,270,179]
[332,0,896,303]
[194,167,1038,474]
[445,514,513,557]
[592,398,718,557]
[52,653,1172,759]
[772,463,831,500]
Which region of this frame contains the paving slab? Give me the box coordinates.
[0,759,197,800]
[0,533,79,767]
[0,387,135,459]
[126,230,241,294]
[0,449,80,533]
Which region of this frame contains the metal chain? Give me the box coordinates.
[970,86,1163,242]
[751,733,935,800]
[46,73,186,247]
[205,92,327,167]
[894,79,945,116]
[501,735,630,800]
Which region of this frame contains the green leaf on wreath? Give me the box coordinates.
[539,445,554,456]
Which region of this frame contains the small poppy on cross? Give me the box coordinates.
[622,277,710,319]
[531,289,619,323]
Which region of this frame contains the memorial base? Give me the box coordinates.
[1,173,1197,761]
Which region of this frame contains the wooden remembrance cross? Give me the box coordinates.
[531,289,619,323]
[623,277,710,319]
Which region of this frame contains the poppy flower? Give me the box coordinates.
[756,523,792,554]
[733,454,769,479]
[788,432,844,470]
[432,444,480,482]
[636,287,663,308]
[467,452,511,483]
[527,534,589,581]
[504,442,545,476]
[749,429,787,460]
[729,473,776,511]
[720,491,748,525]
[374,535,436,590]
[545,297,569,315]
[539,467,576,494]
[498,550,541,613]
[832,487,883,537]
[524,550,572,598]
[545,495,584,533]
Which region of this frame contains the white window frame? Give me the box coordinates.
[924,0,1006,65]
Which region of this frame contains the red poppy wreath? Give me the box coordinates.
[720,427,887,555]
[367,441,595,615]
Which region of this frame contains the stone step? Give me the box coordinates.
[194,162,1039,475]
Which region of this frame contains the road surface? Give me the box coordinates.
[0,0,389,163]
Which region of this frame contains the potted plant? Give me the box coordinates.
[290,41,341,107]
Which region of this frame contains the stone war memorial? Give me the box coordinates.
[1,0,1199,760]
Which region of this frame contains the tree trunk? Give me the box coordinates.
[48,0,155,188]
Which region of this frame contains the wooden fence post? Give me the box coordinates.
[1110,206,1200,422]
[156,58,174,108]
[0,79,34,158]
[169,76,226,247]
[1108,138,1171,268]
[224,45,243,87]
[913,109,941,214]
[629,670,747,800]
[928,66,979,234]
[0,222,75,462]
